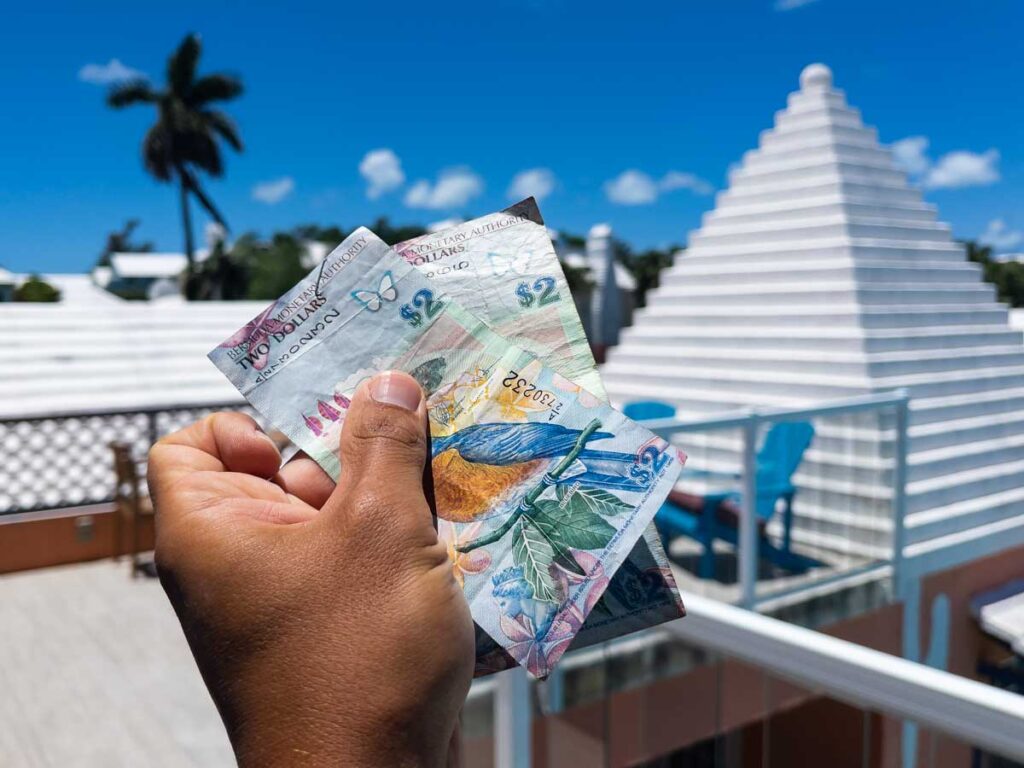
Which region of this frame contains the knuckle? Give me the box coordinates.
[147,438,173,468]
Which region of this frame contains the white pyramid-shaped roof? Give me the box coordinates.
[603,64,1024,558]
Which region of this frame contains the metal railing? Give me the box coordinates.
[487,390,917,767]
[640,389,911,608]
[490,591,1024,767]
[0,401,250,516]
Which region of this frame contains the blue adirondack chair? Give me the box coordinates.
[623,401,819,580]
[621,400,677,422]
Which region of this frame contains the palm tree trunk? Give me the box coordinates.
[179,174,195,272]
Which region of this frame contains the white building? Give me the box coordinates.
[603,63,1024,558]
[0,295,264,418]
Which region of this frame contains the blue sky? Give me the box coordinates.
[2,0,1022,272]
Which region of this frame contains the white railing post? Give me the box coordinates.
[739,414,759,608]
[890,389,910,599]
[495,667,532,768]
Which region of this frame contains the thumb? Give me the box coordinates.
[329,371,432,527]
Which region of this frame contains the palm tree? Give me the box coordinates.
[107,33,243,282]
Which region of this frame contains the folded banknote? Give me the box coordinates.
[396,201,685,661]
[209,227,684,677]
[395,199,603,399]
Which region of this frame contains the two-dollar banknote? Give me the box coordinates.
[208,199,685,678]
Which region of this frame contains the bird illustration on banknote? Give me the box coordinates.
[431,422,652,523]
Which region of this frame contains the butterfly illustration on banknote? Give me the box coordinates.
[486,250,532,277]
[217,299,290,370]
[351,271,398,311]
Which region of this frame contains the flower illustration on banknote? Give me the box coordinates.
[492,569,579,678]
[491,550,608,676]
[493,383,548,422]
[303,414,324,437]
[438,520,491,588]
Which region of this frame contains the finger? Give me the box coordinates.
[275,451,336,509]
[329,371,431,527]
[148,412,281,499]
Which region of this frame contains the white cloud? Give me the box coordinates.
[604,169,714,205]
[427,217,464,233]
[774,0,819,10]
[404,167,483,209]
[78,58,146,85]
[251,177,295,205]
[979,219,1023,252]
[891,136,1000,190]
[359,149,405,199]
[660,170,715,196]
[605,170,658,205]
[925,149,1000,190]
[507,168,557,201]
[890,136,931,177]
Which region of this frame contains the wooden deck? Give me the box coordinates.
[0,561,234,767]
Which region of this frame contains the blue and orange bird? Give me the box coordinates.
[430,422,648,523]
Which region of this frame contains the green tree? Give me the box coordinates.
[230,233,309,301]
[559,231,587,250]
[560,261,593,296]
[186,236,250,301]
[965,240,1024,308]
[14,275,61,302]
[369,217,428,245]
[106,33,243,290]
[293,224,348,247]
[617,240,680,308]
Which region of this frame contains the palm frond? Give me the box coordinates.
[178,129,224,177]
[141,124,174,181]
[190,74,243,105]
[107,79,159,108]
[202,109,243,151]
[168,33,202,95]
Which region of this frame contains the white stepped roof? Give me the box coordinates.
[45,273,124,305]
[0,300,266,418]
[110,252,188,278]
[603,63,1024,558]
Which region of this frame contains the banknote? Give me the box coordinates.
[395,202,685,659]
[209,228,684,677]
[395,198,603,399]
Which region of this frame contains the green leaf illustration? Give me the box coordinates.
[556,484,632,517]
[513,517,559,603]
[532,498,616,551]
[525,501,586,576]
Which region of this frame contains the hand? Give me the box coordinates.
[148,371,474,767]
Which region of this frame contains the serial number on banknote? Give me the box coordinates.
[501,369,564,419]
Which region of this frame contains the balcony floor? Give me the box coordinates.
[0,561,233,768]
